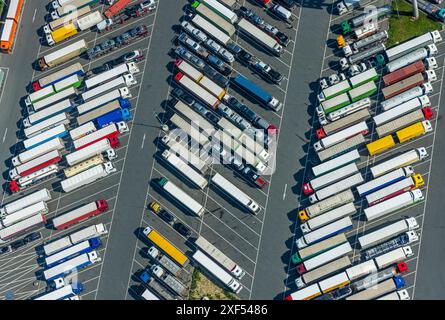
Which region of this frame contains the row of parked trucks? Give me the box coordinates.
[283,14,442,300]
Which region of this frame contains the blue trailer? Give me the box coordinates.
[356,167,414,197]
[231,75,283,111]
[43,251,101,281]
[96,108,132,128]
[45,238,101,268]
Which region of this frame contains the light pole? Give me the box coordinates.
[412,0,419,19]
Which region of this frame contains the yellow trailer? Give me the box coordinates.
[396,120,433,144]
[143,226,189,267]
[47,23,78,46]
[366,135,395,156]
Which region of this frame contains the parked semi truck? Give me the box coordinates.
[150,264,188,297]
[43,223,107,256]
[77,99,130,126]
[380,83,433,111]
[303,163,358,195]
[236,18,283,56]
[342,31,388,57]
[384,30,442,63]
[364,231,418,261]
[358,218,419,249]
[66,139,117,166]
[81,74,136,101]
[155,177,204,217]
[60,162,116,193]
[192,249,243,294]
[300,203,356,234]
[382,72,435,100]
[336,0,372,15]
[147,246,182,277]
[298,189,355,222]
[385,46,438,74]
[396,120,432,144]
[312,149,360,177]
[38,39,88,70]
[357,166,414,197]
[364,189,424,221]
[317,135,366,162]
[291,233,348,265]
[0,188,51,217]
[9,150,62,180]
[378,91,431,119]
[308,173,364,204]
[339,43,385,70]
[232,74,282,111]
[195,235,245,279]
[340,5,391,34]
[313,121,368,151]
[384,60,430,86]
[347,276,405,300]
[45,237,101,267]
[84,62,139,89]
[43,251,101,281]
[142,226,189,267]
[73,122,128,150]
[52,200,108,229]
[316,108,371,139]
[370,148,428,178]
[0,201,48,228]
[296,242,352,274]
[296,217,353,249]
[9,164,60,193]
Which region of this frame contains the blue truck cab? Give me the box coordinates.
[96,108,132,128]
[232,74,282,111]
[139,269,152,284]
[118,97,131,109]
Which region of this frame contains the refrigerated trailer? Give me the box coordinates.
[346,276,405,300]
[0,188,51,217]
[303,163,358,195]
[0,214,46,241]
[1,201,48,228]
[357,166,415,197]
[312,149,360,177]
[296,217,353,249]
[370,148,428,178]
[84,62,139,89]
[364,189,424,221]
[298,189,355,222]
[192,249,243,294]
[66,139,116,166]
[193,2,236,36]
[76,87,131,114]
[73,122,128,150]
[45,238,101,267]
[195,236,245,279]
[77,99,130,126]
[34,284,83,300]
[358,218,419,249]
[9,150,62,180]
[24,113,70,138]
[43,223,107,256]
[291,233,348,265]
[12,138,64,166]
[30,87,77,114]
[23,99,74,128]
[81,74,136,101]
[60,162,116,193]
[374,95,431,126]
[155,177,205,217]
[69,122,96,141]
[375,246,413,269]
[380,83,433,111]
[300,203,356,234]
[23,124,67,150]
[313,121,368,151]
[160,150,207,189]
[308,173,364,204]
[384,30,441,62]
[201,0,238,23]
[52,200,108,230]
[295,256,352,289]
[211,173,260,214]
[296,242,352,274]
[43,251,101,281]
[174,72,220,109]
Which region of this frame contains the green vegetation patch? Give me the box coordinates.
[189,269,239,300]
[387,0,443,47]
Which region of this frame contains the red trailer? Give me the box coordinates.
[52,200,108,230]
[104,0,132,18]
[381,73,425,100]
[383,61,425,86]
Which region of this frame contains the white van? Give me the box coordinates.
[272,4,292,22]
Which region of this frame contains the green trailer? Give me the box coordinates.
[349,68,379,88]
[320,93,351,114]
